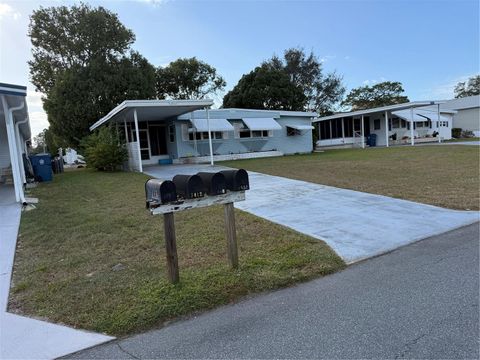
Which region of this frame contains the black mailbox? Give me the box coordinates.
[145,179,177,209]
[220,169,249,191]
[173,174,205,199]
[197,172,227,196]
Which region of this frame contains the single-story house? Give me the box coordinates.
[0,83,31,203]
[313,101,454,149]
[440,95,480,137]
[90,100,316,171]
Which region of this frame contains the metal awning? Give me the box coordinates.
[392,109,451,122]
[242,118,281,131]
[190,118,234,132]
[285,124,314,131]
[90,99,214,131]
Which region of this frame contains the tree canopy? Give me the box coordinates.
[342,81,409,110]
[29,3,135,95]
[156,57,226,99]
[43,54,156,147]
[29,3,156,148]
[223,48,345,115]
[222,63,306,110]
[454,75,480,98]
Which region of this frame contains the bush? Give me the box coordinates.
[452,128,462,138]
[462,130,475,138]
[81,127,127,171]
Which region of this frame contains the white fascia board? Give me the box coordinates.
[89,99,214,131]
[214,108,317,118]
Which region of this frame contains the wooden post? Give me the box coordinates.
[163,212,179,283]
[224,202,238,268]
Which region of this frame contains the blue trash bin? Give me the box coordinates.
[30,154,53,182]
[368,134,377,147]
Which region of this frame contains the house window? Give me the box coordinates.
[287,127,297,136]
[374,119,381,130]
[234,122,273,139]
[416,122,423,128]
[188,131,223,141]
[169,125,175,142]
[392,118,400,129]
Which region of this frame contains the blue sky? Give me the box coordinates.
[0,0,478,137]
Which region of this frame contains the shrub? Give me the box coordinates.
[462,130,475,138]
[81,127,127,171]
[452,128,462,138]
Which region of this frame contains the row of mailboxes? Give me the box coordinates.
[145,169,249,209]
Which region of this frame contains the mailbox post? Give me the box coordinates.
[146,169,249,284]
[224,202,238,268]
[163,212,179,283]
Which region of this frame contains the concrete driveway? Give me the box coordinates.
[144,164,479,263]
[67,222,480,359]
[0,185,114,359]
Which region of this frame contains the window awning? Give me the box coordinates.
[392,109,450,122]
[285,124,314,131]
[190,118,234,132]
[242,118,282,131]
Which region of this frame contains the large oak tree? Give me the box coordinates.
[223,48,345,115]
[342,81,409,110]
[222,63,306,111]
[29,3,156,147]
[156,57,226,99]
[454,75,480,98]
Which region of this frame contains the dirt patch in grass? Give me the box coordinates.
[222,146,480,210]
[9,170,344,336]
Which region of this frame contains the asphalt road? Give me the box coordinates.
[68,222,480,359]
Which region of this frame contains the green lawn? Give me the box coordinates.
[9,169,344,336]
[222,145,480,211]
[444,137,480,142]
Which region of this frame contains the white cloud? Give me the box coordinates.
[26,89,49,138]
[362,77,386,86]
[29,111,49,139]
[422,74,475,100]
[134,0,168,6]
[0,3,21,20]
[320,55,336,63]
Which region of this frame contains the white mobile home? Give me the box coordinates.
[0,83,31,204]
[90,100,316,171]
[440,95,480,137]
[313,101,454,149]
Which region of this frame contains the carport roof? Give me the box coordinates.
[89,99,214,131]
[313,101,440,122]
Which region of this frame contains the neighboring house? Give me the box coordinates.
[90,100,315,171]
[440,95,480,137]
[0,83,31,203]
[313,101,454,149]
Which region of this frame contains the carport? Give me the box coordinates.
[89,99,214,172]
[313,101,451,148]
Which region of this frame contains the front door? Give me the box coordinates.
[148,125,168,156]
[131,129,150,160]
